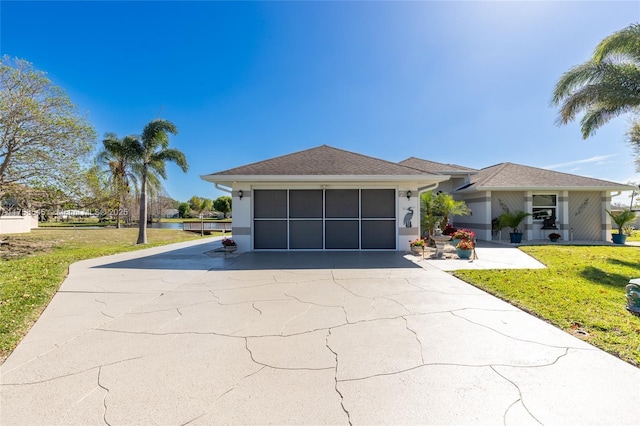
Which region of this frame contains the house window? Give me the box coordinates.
[532,194,557,222]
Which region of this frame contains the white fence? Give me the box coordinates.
[0,215,39,234]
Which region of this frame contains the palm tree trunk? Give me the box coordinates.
[136,170,148,244]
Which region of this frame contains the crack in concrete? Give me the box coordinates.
[58,385,102,425]
[216,365,267,402]
[2,355,145,386]
[450,310,589,350]
[209,289,292,306]
[94,298,115,319]
[252,302,262,315]
[337,349,572,383]
[97,366,111,426]
[326,329,352,426]
[279,303,312,335]
[402,316,425,364]
[491,365,543,425]
[244,338,334,371]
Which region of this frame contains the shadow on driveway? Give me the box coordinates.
[92,241,422,271]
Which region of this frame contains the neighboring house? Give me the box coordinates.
[202,145,634,251]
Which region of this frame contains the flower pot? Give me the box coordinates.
[549,238,559,243]
[509,232,523,244]
[611,233,627,244]
[411,246,424,255]
[223,245,237,252]
[456,248,473,259]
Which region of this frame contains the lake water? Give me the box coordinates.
[148,222,183,230]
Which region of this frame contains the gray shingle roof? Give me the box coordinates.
[206,145,437,177]
[459,162,634,191]
[399,157,477,174]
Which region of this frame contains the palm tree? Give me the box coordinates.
[436,192,470,231]
[97,133,139,228]
[552,23,640,139]
[129,119,188,244]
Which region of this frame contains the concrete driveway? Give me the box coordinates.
[1,238,638,425]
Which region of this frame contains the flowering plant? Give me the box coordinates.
[452,228,475,240]
[409,238,426,247]
[456,239,474,250]
[221,238,237,247]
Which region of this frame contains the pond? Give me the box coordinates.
[148,222,183,230]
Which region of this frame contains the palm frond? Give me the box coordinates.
[594,23,640,64]
[141,119,177,151]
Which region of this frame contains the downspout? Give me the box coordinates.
[215,183,232,194]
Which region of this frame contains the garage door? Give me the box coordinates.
[253,189,396,250]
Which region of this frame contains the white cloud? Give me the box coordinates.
[543,155,617,170]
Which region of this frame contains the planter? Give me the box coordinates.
[223,245,237,253]
[456,248,473,259]
[411,246,424,255]
[549,238,559,243]
[509,232,523,244]
[612,233,627,244]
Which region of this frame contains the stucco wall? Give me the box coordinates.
[452,192,492,241]
[0,215,38,234]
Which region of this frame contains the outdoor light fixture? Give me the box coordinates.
[238,190,243,200]
[406,190,412,200]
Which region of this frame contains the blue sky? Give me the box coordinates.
[2,1,640,203]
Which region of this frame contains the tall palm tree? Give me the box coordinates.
[97,133,139,228]
[129,119,188,244]
[552,23,640,139]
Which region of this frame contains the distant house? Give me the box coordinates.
[201,145,634,252]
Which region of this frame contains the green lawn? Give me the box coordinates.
[626,230,640,242]
[455,245,640,366]
[0,228,216,362]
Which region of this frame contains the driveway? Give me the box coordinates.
[1,238,638,425]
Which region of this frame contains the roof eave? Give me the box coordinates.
[455,185,636,192]
[201,174,450,185]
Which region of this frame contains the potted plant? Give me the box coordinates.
[451,228,475,243]
[548,232,561,242]
[606,209,637,244]
[409,238,426,254]
[455,239,474,259]
[498,211,531,244]
[221,238,237,252]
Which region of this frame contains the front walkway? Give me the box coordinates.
[1,239,638,425]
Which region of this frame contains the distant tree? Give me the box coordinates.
[0,56,95,200]
[201,198,213,214]
[552,23,640,149]
[178,202,191,218]
[213,196,232,217]
[189,195,204,214]
[127,119,188,244]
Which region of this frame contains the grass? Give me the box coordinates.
[626,230,640,242]
[455,245,640,366]
[0,228,217,362]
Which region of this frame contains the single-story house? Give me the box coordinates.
[201,145,635,251]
